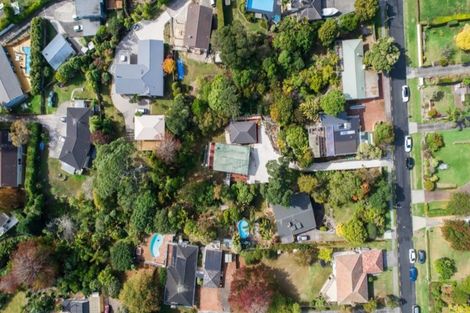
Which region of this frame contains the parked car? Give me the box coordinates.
[409,266,418,281]
[135,108,149,115]
[211,0,216,7]
[297,235,310,242]
[133,23,141,31]
[406,157,414,170]
[60,117,66,123]
[402,85,410,103]
[47,91,57,107]
[73,25,83,32]
[404,135,412,153]
[418,250,426,264]
[409,249,416,263]
[413,305,421,313]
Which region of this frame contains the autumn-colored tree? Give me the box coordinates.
[229,264,276,313]
[0,239,57,293]
[456,24,470,51]
[9,120,30,147]
[155,133,181,164]
[119,269,160,313]
[162,57,176,75]
[91,130,111,145]
[0,188,24,211]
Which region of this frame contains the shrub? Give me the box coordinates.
[428,107,439,118]
[110,241,134,271]
[447,192,470,215]
[434,257,457,280]
[442,220,470,251]
[425,132,444,152]
[241,249,263,265]
[456,24,470,51]
[373,122,395,146]
[424,179,436,191]
[216,0,225,29]
[366,223,378,240]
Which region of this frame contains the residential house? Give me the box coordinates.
[306,113,361,159]
[134,115,165,151]
[321,249,383,305]
[206,143,251,176]
[0,213,18,237]
[287,0,322,21]
[0,46,26,108]
[226,120,258,145]
[59,108,92,174]
[340,39,379,100]
[271,193,317,243]
[62,299,89,313]
[73,0,105,36]
[164,242,199,307]
[0,129,23,187]
[42,34,76,70]
[114,39,164,97]
[202,248,223,288]
[184,3,213,53]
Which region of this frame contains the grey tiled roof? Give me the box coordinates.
[0,46,24,107]
[203,249,223,288]
[184,4,213,51]
[227,121,257,144]
[63,299,90,313]
[59,108,91,171]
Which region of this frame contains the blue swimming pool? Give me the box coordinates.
[22,46,31,75]
[237,220,250,240]
[245,0,274,13]
[150,233,164,258]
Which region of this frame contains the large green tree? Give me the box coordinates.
[341,217,367,245]
[166,94,191,136]
[285,125,313,168]
[119,270,160,313]
[208,75,240,118]
[447,192,470,216]
[261,158,296,206]
[318,19,340,47]
[110,241,134,272]
[364,36,400,73]
[373,122,394,146]
[320,90,346,116]
[434,257,457,280]
[354,0,379,21]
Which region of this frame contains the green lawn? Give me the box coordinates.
[408,78,422,124]
[373,269,395,298]
[427,201,450,216]
[422,85,455,115]
[1,292,26,313]
[404,0,419,67]
[428,227,470,280]
[414,229,430,313]
[434,129,470,187]
[181,56,222,88]
[419,0,470,21]
[263,253,331,303]
[412,203,425,216]
[331,205,355,225]
[424,26,470,66]
[411,133,423,189]
[229,0,268,34]
[47,158,87,198]
[54,78,95,105]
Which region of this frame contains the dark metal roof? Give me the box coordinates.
[321,113,360,156]
[0,129,18,187]
[63,299,90,313]
[227,121,257,144]
[272,193,316,243]
[59,108,92,170]
[203,249,223,288]
[164,243,199,307]
[184,4,213,51]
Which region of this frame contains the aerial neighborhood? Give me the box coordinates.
[0,0,469,312]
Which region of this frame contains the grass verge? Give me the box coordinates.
[408,78,422,124]
[403,0,419,67]
[411,133,423,189]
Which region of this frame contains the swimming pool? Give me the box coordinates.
[150,233,164,258]
[245,0,274,13]
[22,46,31,75]
[237,220,250,240]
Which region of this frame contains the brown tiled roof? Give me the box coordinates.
[335,250,383,305]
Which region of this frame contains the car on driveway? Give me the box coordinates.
[402,85,409,102]
[73,25,83,32]
[47,91,57,107]
[413,305,420,313]
[406,157,414,170]
[409,249,416,263]
[409,266,418,281]
[135,108,149,115]
[418,250,426,264]
[404,135,412,152]
[297,235,310,242]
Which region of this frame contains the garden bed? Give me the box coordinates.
[423,25,470,66]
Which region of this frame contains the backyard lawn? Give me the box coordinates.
[0,292,26,313]
[424,26,470,66]
[53,78,95,105]
[434,128,470,187]
[404,0,419,67]
[373,269,395,298]
[428,227,470,280]
[419,0,470,21]
[47,158,88,198]
[408,78,421,124]
[411,133,422,189]
[181,55,222,88]
[414,229,430,313]
[422,85,455,115]
[263,253,331,303]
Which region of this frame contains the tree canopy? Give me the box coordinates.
[261,158,296,206]
[119,270,160,313]
[456,24,470,51]
[320,90,346,116]
[354,0,379,21]
[208,75,240,118]
[364,37,400,73]
[318,19,340,47]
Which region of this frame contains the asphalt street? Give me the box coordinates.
[388,0,416,312]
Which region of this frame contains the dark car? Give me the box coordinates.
[409,266,418,281]
[47,91,57,107]
[418,250,426,264]
[406,157,414,170]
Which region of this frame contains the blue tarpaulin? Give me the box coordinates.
[177,59,184,80]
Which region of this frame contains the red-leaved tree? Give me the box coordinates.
[155,133,181,164]
[229,264,275,313]
[0,239,57,293]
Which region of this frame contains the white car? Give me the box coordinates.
[409,249,416,264]
[297,235,310,242]
[73,24,83,32]
[404,135,412,153]
[135,108,149,115]
[402,85,410,103]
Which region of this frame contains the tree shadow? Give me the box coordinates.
[271,267,301,301]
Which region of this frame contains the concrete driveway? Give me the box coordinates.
[109,0,190,132]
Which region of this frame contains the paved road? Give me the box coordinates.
[407,63,470,78]
[388,0,416,311]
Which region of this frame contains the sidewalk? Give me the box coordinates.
[298,159,393,172]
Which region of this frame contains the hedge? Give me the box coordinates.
[216,0,225,29]
[0,0,53,32]
[24,123,42,201]
[30,17,46,95]
[422,13,470,27]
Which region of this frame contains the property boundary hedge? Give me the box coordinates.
[24,122,42,200]
[421,13,470,27]
[217,0,225,29]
